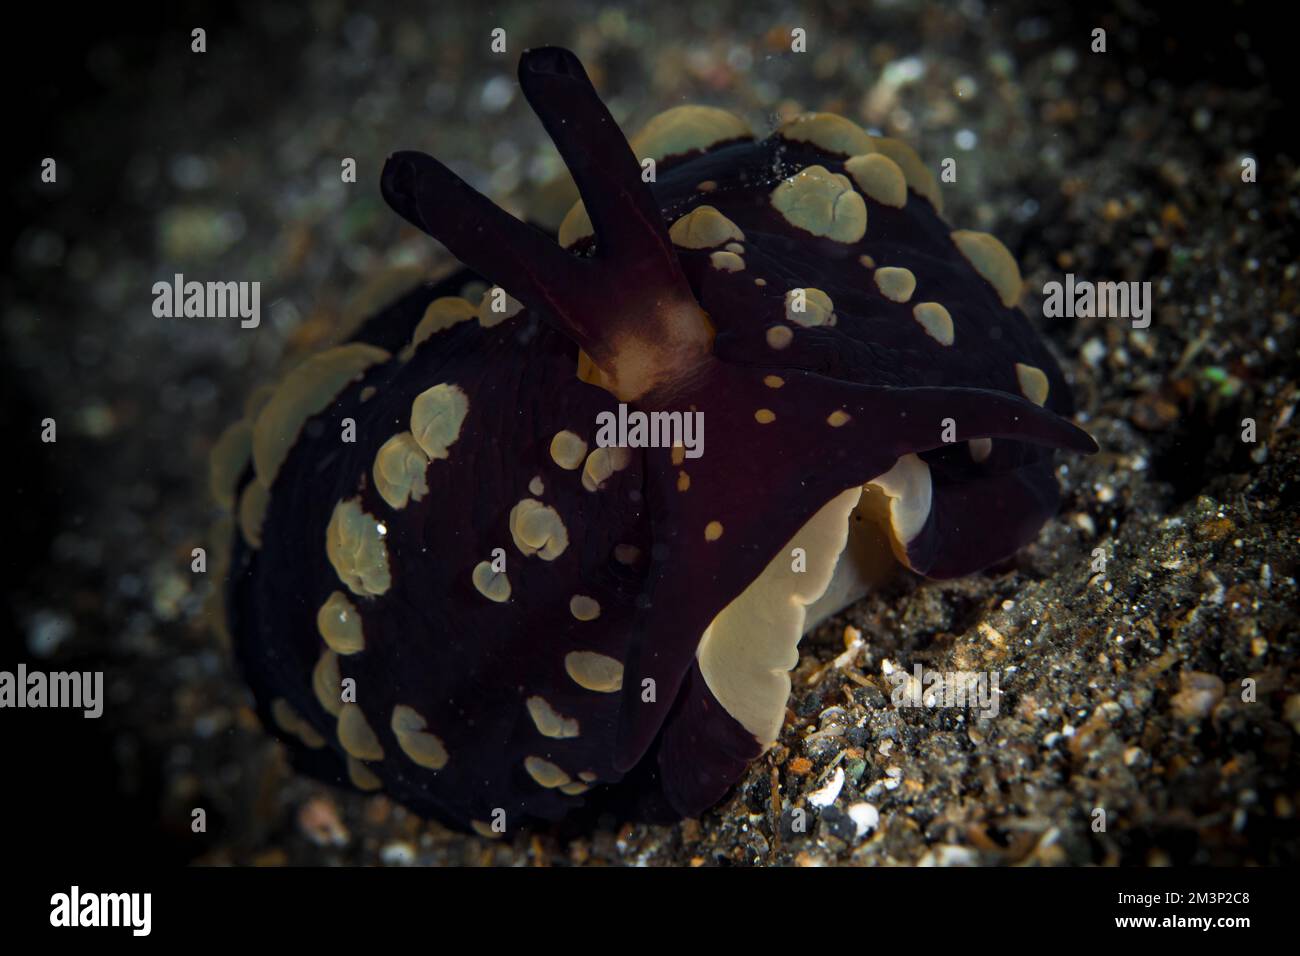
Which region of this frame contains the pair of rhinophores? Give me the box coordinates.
[209,47,1097,834]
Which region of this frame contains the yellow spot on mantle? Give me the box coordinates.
[755,408,776,424]
[1015,362,1050,406]
[410,296,477,351]
[476,287,524,328]
[317,591,365,655]
[237,480,270,550]
[509,498,569,560]
[709,250,745,272]
[873,137,944,212]
[629,105,752,164]
[845,153,908,208]
[766,325,794,350]
[472,561,511,603]
[252,343,389,487]
[326,497,391,597]
[912,301,955,346]
[827,409,852,427]
[951,230,1023,307]
[337,703,384,761]
[209,420,252,510]
[271,698,325,749]
[313,650,342,716]
[784,287,835,327]
[524,756,571,789]
[373,431,430,510]
[874,266,917,303]
[564,651,624,693]
[669,205,746,249]
[526,696,580,739]
[558,200,593,248]
[581,446,632,492]
[471,820,502,838]
[771,165,866,243]
[549,430,588,470]
[348,757,382,791]
[391,704,449,769]
[569,594,601,621]
[410,382,469,460]
[764,375,785,388]
[776,112,875,156]
[705,520,724,542]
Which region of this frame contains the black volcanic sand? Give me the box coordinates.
[2,0,1296,865]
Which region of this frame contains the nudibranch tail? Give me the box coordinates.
[381,46,713,403]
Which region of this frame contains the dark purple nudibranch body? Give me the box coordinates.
[210,47,1096,834]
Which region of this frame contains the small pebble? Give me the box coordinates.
[297,796,350,847]
[807,766,845,808]
[380,841,416,866]
[918,845,979,867]
[846,802,880,839]
[1170,671,1225,720]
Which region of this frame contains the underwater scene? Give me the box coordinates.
[1,0,1295,935]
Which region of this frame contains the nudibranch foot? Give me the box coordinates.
[604,361,1095,783]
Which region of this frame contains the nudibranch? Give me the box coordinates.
[210,47,1096,832]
